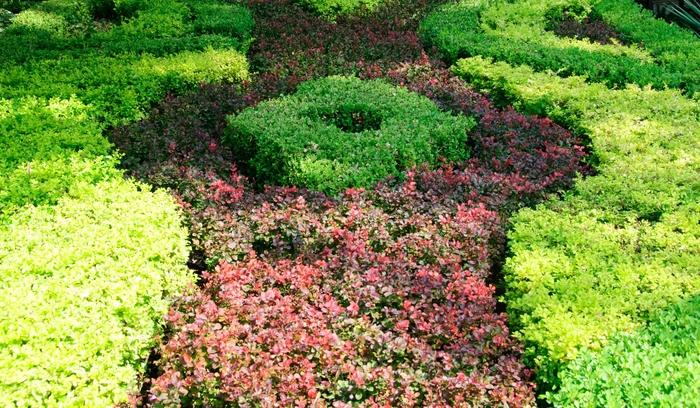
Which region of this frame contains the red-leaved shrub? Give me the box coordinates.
[149,190,534,406]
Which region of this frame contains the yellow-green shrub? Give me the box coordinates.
[0,177,192,407]
[0,0,251,405]
[551,295,700,406]
[453,56,700,388]
[421,0,700,94]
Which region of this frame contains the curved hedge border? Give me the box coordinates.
[420,0,700,95]
[225,76,475,194]
[452,52,700,396]
[0,0,250,405]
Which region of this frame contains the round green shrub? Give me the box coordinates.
[224,76,475,194]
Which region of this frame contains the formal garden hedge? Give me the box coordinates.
[225,76,475,194]
[0,0,250,405]
[421,0,700,403]
[2,0,697,405]
[421,0,700,95]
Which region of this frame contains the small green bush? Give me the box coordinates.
[296,0,383,19]
[453,56,700,389]
[191,0,254,37]
[224,76,475,194]
[421,0,700,95]
[0,178,192,407]
[551,295,700,406]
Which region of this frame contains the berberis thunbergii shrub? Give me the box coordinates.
[224,76,475,194]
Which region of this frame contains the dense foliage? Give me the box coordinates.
[421,0,700,95]
[0,0,251,405]
[11,0,696,404]
[150,189,534,407]
[225,76,475,194]
[296,0,383,19]
[0,176,191,407]
[438,2,700,399]
[112,62,585,408]
[105,0,589,405]
[552,295,700,406]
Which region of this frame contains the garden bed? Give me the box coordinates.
[2,0,696,406]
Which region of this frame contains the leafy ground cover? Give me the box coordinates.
[10,0,695,405]
[0,0,250,405]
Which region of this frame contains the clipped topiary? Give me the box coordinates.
[224,76,475,194]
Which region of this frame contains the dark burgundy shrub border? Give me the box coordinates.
[109,0,590,405]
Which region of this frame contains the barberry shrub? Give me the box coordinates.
[225,76,475,195]
[148,187,536,407]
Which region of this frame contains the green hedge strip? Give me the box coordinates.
[552,295,700,406]
[421,0,700,95]
[453,56,700,393]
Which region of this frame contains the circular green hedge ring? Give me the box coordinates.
[224,76,476,195]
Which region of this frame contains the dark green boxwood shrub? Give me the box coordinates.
[224,76,475,194]
[551,295,700,406]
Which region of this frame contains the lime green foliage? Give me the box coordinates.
[191,0,255,37]
[0,49,248,125]
[296,0,383,19]
[0,0,253,64]
[0,0,251,404]
[225,76,475,194]
[1,0,250,125]
[0,97,109,173]
[421,0,700,94]
[552,296,700,406]
[0,177,191,407]
[453,57,700,388]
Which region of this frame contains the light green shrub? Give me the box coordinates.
[0,97,109,173]
[0,0,252,405]
[551,295,700,406]
[224,76,475,194]
[0,48,248,125]
[421,0,700,94]
[296,0,384,19]
[0,178,192,407]
[0,155,120,211]
[453,56,700,389]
